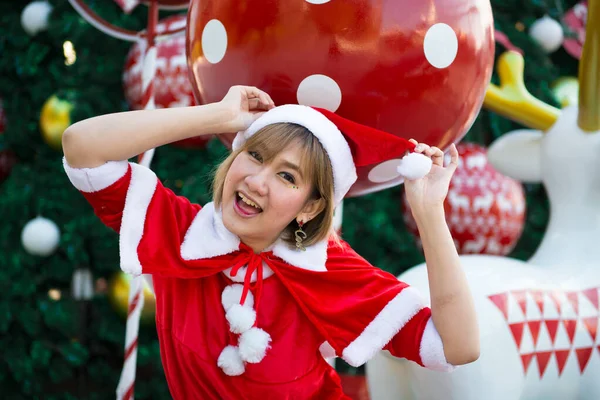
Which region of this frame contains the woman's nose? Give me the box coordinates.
[245,172,268,196]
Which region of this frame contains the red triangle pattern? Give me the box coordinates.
[576,348,593,373]
[566,292,579,315]
[528,321,541,346]
[509,323,525,348]
[512,290,528,316]
[582,288,599,311]
[521,353,534,373]
[563,319,577,344]
[545,320,559,344]
[554,349,570,376]
[549,291,563,315]
[489,293,509,320]
[530,290,545,315]
[536,351,553,377]
[582,317,598,342]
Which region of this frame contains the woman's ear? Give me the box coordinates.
[297,197,326,223]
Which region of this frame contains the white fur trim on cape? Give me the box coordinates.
[217,345,245,376]
[180,202,240,261]
[222,284,254,311]
[232,104,357,206]
[342,286,425,367]
[181,202,328,273]
[119,164,158,276]
[420,317,457,372]
[226,304,256,334]
[397,152,432,180]
[238,327,271,363]
[63,157,128,193]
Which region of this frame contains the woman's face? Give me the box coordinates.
[221,141,320,251]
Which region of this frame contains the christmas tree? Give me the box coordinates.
[0,0,583,398]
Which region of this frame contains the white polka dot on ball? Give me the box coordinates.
[423,23,458,69]
[305,0,331,4]
[21,216,60,257]
[368,159,403,183]
[202,19,228,64]
[296,74,342,112]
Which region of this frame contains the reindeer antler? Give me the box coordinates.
[483,51,561,131]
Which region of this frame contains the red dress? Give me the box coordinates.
[64,159,456,399]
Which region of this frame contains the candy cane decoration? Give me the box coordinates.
[66,1,188,399]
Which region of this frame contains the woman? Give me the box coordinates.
[62,85,479,399]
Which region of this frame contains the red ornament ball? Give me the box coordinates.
[402,143,526,256]
[186,0,495,197]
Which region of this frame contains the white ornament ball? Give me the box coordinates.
[21,216,60,256]
[529,15,564,53]
[21,1,53,36]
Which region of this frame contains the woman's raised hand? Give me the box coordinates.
[219,85,276,133]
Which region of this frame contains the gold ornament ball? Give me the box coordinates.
[551,77,579,107]
[108,271,156,325]
[40,95,74,151]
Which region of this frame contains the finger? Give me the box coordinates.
[247,98,261,110]
[430,146,444,167]
[448,144,459,171]
[408,138,418,146]
[415,143,430,154]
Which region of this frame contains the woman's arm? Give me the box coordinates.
[404,142,479,366]
[413,206,480,365]
[62,86,275,169]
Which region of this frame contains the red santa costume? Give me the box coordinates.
[63,105,456,399]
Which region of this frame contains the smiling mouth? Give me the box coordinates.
[235,191,263,216]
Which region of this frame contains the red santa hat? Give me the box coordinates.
[232,104,432,205]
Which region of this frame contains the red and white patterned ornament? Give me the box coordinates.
[563,1,588,59]
[402,143,526,256]
[123,15,194,111]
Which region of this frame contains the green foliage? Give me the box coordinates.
[0,0,580,396]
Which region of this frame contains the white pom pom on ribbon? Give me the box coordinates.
[221,284,254,311]
[239,327,271,363]
[217,345,245,376]
[226,303,256,334]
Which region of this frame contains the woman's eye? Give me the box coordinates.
[248,151,263,162]
[279,172,295,184]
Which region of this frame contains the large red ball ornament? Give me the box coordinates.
[186,0,495,197]
[402,143,526,256]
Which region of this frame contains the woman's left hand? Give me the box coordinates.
[403,140,459,216]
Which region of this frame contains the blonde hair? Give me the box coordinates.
[213,123,338,248]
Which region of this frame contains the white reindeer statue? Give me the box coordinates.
[366,2,600,399]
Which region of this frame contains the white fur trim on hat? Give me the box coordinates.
[238,327,271,363]
[232,104,357,206]
[221,284,255,311]
[226,303,256,334]
[217,345,245,376]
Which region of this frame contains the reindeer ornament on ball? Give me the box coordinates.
[367,2,600,399]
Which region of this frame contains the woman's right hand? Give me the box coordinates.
[219,85,276,133]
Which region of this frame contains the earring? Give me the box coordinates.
[295,220,307,251]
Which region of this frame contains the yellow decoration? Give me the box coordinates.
[40,95,74,151]
[551,77,579,107]
[108,271,156,325]
[577,0,600,132]
[484,51,560,131]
